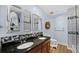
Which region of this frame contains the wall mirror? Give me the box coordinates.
[32,14,42,32]
[7,5,22,33]
[0,6,5,34]
[45,21,50,29]
[0,18,3,33]
[23,10,31,32]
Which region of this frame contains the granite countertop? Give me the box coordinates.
[2,36,50,53]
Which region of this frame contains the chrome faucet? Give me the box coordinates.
[20,35,27,44]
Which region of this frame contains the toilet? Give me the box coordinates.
[50,38,58,48]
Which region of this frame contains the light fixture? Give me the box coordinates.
[49,11,54,14]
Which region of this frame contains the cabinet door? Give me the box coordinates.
[41,40,50,53]
[29,45,41,53]
[42,44,48,53]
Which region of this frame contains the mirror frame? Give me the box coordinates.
[45,21,50,29]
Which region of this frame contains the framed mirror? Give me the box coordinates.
[7,5,22,32]
[32,14,42,32]
[0,6,5,34]
[45,21,50,29]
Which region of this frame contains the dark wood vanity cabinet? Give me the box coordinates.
[29,39,50,53]
[29,44,41,53]
[41,40,50,53]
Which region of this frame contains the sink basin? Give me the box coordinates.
[39,37,46,40]
[17,42,34,49]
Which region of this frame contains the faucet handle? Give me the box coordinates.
[12,35,19,40]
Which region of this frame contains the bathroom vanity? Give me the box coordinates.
[29,37,50,53]
[1,36,50,53]
[0,5,49,53]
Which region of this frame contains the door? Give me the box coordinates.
[71,18,76,52]
[76,6,79,53]
[68,6,79,53]
[68,7,76,52]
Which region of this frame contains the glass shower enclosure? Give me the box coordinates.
[68,6,79,53]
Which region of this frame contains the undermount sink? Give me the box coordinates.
[17,42,34,49]
[39,37,46,40]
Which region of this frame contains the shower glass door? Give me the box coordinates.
[76,6,79,53]
[68,6,76,53]
[68,6,79,53]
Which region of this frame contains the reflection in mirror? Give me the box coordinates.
[0,6,4,34]
[10,11,20,31]
[23,10,31,32]
[7,6,21,32]
[32,14,42,32]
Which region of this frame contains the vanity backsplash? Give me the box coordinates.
[0,32,43,44]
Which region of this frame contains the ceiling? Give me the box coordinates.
[38,5,74,16]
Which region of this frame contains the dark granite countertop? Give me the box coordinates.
[2,36,50,53]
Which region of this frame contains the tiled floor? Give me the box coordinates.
[50,44,72,53]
